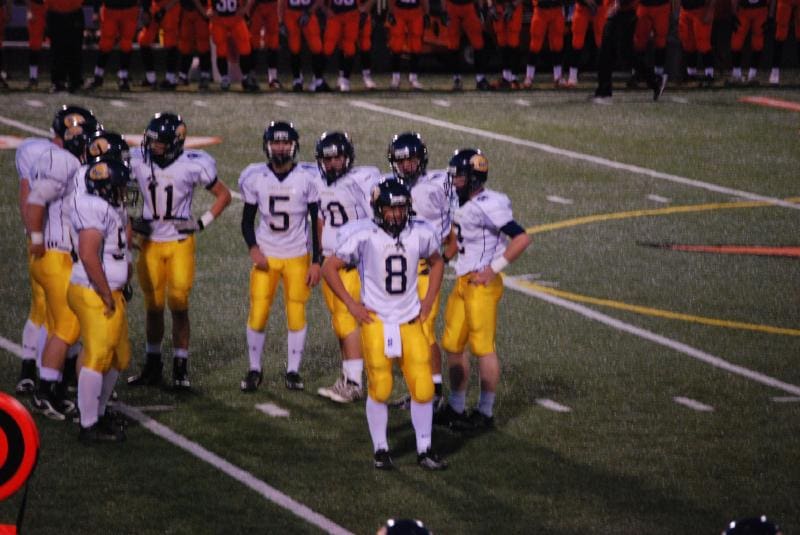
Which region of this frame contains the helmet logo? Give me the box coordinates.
[322,145,339,157]
[88,162,110,181]
[273,131,290,141]
[175,123,187,141]
[63,113,86,141]
[89,138,109,157]
[393,147,411,159]
[470,154,489,173]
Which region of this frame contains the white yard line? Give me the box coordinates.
[647,194,671,203]
[536,399,572,412]
[673,397,714,412]
[256,402,290,417]
[771,396,800,403]
[431,99,451,108]
[348,101,800,211]
[0,115,50,137]
[505,277,800,396]
[546,195,573,205]
[0,334,354,535]
[25,100,45,108]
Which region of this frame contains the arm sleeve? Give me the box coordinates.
[500,220,525,238]
[241,202,258,248]
[308,202,322,264]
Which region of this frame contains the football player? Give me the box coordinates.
[85,0,141,91]
[490,0,524,89]
[444,0,490,90]
[322,179,447,470]
[176,0,212,89]
[208,0,260,91]
[728,0,770,84]
[628,0,670,98]
[128,112,232,389]
[357,0,377,89]
[387,132,454,411]
[322,0,364,91]
[280,0,331,91]
[313,131,380,403]
[137,0,181,89]
[238,121,322,392]
[437,149,530,431]
[678,0,715,85]
[26,105,99,420]
[524,0,566,88]
[769,0,798,85]
[68,159,134,443]
[565,0,610,87]
[386,0,429,89]
[249,0,282,88]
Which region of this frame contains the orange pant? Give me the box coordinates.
[284,8,323,54]
[529,5,564,53]
[445,1,484,50]
[492,3,523,47]
[678,6,712,53]
[359,11,372,50]
[731,7,768,51]
[571,2,608,49]
[99,6,139,52]
[138,2,181,47]
[775,0,800,39]
[28,2,48,50]
[179,9,210,54]
[210,15,252,57]
[250,1,279,49]
[388,7,424,53]
[634,2,671,50]
[324,9,359,55]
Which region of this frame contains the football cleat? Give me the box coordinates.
[292,80,304,92]
[285,371,304,391]
[451,77,463,91]
[417,449,448,471]
[140,79,157,90]
[373,449,394,470]
[268,78,283,90]
[127,353,163,386]
[768,68,780,86]
[313,79,332,92]
[242,76,260,93]
[79,421,126,444]
[433,404,473,431]
[362,73,376,89]
[240,369,263,392]
[388,393,411,410]
[198,75,211,91]
[317,374,363,403]
[32,389,75,421]
[409,78,424,90]
[337,76,351,92]
[476,77,491,91]
[172,357,191,390]
[118,77,131,92]
[466,408,495,431]
[220,78,231,91]
[159,79,177,91]
[85,75,104,90]
[15,359,37,395]
[522,77,533,89]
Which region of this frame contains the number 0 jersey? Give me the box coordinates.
[130,148,218,242]
[452,188,515,277]
[334,218,440,324]
[70,193,130,290]
[238,161,321,259]
[315,165,380,257]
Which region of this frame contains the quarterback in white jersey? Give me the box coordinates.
[14,136,52,393]
[68,159,132,443]
[322,179,448,471]
[313,131,380,404]
[26,105,99,421]
[386,131,456,408]
[238,121,322,393]
[127,112,232,390]
[438,149,531,433]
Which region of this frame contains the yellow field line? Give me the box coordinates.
[521,198,800,336]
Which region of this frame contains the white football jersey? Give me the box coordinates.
[30,144,82,252]
[384,169,454,243]
[15,137,52,181]
[130,149,218,242]
[315,165,380,257]
[452,188,515,277]
[70,192,130,291]
[334,218,440,324]
[238,161,320,259]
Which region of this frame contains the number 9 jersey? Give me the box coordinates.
[129,148,218,242]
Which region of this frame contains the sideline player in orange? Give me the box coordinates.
[138,0,181,88]
[208,0,260,91]
[86,0,141,91]
[490,0,523,89]
[678,0,715,85]
[629,0,670,96]
[386,0,429,89]
[177,0,212,89]
[728,0,772,84]
[281,0,331,91]
[322,0,361,91]
[249,0,282,88]
[564,0,610,87]
[444,0,490,90]
[523,0,566,87]
[768,0,797,84]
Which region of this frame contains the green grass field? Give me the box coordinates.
[0,81,799,534]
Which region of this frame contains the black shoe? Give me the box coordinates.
[127,353,163,386]
[651,73,667,101]
[373,449,394,470]
[159,79,177,91]
[178,74,190,86]
[49,83,67,93]
[16,360,37,395]
[466,408,495,431]
[118,78,131,92]
[388,393,412,410]
[26,77,38,90]
[417,449,448,470]
[79,421,126,443]
[172,357,190,389]
[198,76,211,91]
[31,386,75,421]
[268,79,283,90]
[242,76,260,92]
[433,404,472,431]
[292,80,303,92]
[285,371,304,391]
[313,79,332,92]
[240,369,263,392]
[476,77,491,91]
[140,79,157,90]
[452,77,463,91]
[85,75,103,90]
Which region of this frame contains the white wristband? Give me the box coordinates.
[199,211,215,230]
[490,255,509,274]
[30,232,44,245]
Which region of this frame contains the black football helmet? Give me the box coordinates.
[372,179,412,238]
[723,516,782,535]
[87,130,131,166]
[51,105,99,162]
[85,158,133,208]
[387,132,428,186]
[142,112,186,168]
[315,131,354,184]
[263,121,299,166]
[382,518,431,535]
[448,148,488,205]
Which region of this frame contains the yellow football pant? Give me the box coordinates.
[416,260,442,346]
[137,236,196,312]
[361,316,433,403]
[248,254,311,332]
[30,250,79,344]
[441,273,504,356]
[28,252,47,326]
[321,267,360,339]
[67,284,131,373]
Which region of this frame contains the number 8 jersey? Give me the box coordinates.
[238,162,320,258]
[130,148,218,242]
[334,218,440,324]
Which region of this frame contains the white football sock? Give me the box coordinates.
[410,400,433,454]
[78,368,103,428]
[342,359,363,386]
[99,368,119,416]
[22,319,38,360]
[366,396,389,452]
[247,327,266,372]
[287,326,306,373]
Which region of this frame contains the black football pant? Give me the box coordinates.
[595,9,637,97]
[47,9,84,90]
